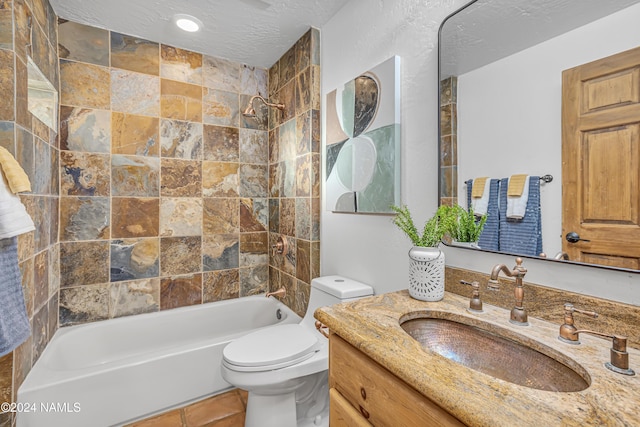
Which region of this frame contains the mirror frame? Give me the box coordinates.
[436,0,639,273]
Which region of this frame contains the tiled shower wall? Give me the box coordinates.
[439,76,457,206]
[56,21,321,323]
[0,0,60,425]
[267,29,321,316]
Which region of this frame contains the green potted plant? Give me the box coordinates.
[390,204,451,301]
[444,205,487,247]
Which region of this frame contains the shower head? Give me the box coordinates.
[242,95,285,118]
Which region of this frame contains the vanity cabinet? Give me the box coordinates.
[329,333,465,427]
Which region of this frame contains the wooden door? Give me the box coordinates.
[562,46,640,269]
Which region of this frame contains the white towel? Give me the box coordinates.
[0,170,35,239]
[506,176,530,219]
[471,179,490,216]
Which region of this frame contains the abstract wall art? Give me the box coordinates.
[325,56,401,213]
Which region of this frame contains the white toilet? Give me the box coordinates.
[221,275,373,427]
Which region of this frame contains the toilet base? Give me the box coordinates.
[245,392,297,427]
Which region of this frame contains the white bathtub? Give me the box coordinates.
[17,295,300,427]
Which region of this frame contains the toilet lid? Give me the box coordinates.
[223,324,320,370]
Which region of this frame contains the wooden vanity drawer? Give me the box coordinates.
[330,388,373,427]
[329,333,465,427]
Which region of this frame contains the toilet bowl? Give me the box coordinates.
[221,276,373,427]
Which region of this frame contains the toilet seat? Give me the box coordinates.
[222,324,320,372]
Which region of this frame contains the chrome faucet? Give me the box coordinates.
[558,303,634,376]
[488,257,528,325]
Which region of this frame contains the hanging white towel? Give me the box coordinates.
[471,178,490,217]
[506,175,530,219]
[0,169,35,239]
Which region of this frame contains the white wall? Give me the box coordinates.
[457,2,640,256]
[320,0,640,305]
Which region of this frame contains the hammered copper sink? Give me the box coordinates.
[400,312,590,392]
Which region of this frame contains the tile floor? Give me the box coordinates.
[125,389,247,427]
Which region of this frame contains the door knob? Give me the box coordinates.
[565,232,590,243]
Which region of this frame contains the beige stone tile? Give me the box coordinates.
[112,112,159,157]
[161,79,202,122]
[60,60,110,109]
[161,45,202,85]
[111,33,160,76]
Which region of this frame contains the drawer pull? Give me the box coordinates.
[359,405,370,419]
[360,387,367,400]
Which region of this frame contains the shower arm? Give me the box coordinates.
[245,95,285,113]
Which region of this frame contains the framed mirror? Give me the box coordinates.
[438,0,640,271]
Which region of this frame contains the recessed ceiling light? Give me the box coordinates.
[174,14,203,32]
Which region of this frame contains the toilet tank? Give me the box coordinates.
[302,276,374,326]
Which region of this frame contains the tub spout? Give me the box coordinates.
[265,287,286,299]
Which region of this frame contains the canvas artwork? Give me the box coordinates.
[325,56,401,213]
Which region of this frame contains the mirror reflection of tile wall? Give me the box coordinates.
[439,76,457,207]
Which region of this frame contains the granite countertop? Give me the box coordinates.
[315,290,640,427]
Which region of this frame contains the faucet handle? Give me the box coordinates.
[559,303,598,343]
[572,330,635,376]
[460,280,482,312]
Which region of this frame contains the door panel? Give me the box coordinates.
[562,46,640,268]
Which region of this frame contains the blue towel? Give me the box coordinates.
[467,179,500,251]
[498,177,543,256]
[0,237,31,357]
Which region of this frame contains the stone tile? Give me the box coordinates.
[296,110,311,155]
[58,20,109,66]
[12,334,32,400]
[13,0,31,64]
[203,198,239,235]
[203,55,239,92]
[59,196,110,241]
[311,109,321,153]
[268,199,279,233]
[160,119,202,159]
[311,197,320,241]
[280,198,295,237]
[59,106,111,153]
[48,243,60,296]
[110,278,160,318]
[111,69,160,117]
[30,23,51,81]
[60,60,110,109]
[239,164,268,197]
[202,234,239,272]
[296,154,312,198]
[240,65,267,96]
[311,65,321,111]
[295,198,311,240]
[239,93,268,131]
[269,162,280,197]
[268,60,279,97]
[30,0,47,32]
[296,240,311,284]
[202,161,238,197]
[279,45,296,86]
[160,45,202,85]
[160,79,202,122]
[160,236,201,276]
[280,160,295,198]
[239,129,269,165]
[33,138,52,194]
[33,250,48,310]
[160,273,202,310]
[110,238,159,282]
[240,232,268,267]
[440,134,457,167]
[111,33,159,76]
[203,269,239,303]
[310,28,320,66]
[32,196,50,253]
[203,124,238,161]
[14,56,28,128]
[160,197,202,237]
[32,302,48,363]
[279,118,296,161]
[0,1,12,50]
[183,391,245,426]
[295,67,311,116]
[294,280,310,317]
[59,284,110,326]
[111,154,160,197]
[283,238,297,277]
[295,29,311,75]
[268,127,279,163]
[440,104,454,136]
[240,198,267,233]
[278,80,296,124]
[60,151,110,196]
[60,241,110,287]
[0,121,14,152]
[111,197,159,238]
[240,265,268,296]
[112,112,159,156]
[0,50,14,121]
[203,88,239,127]
[160,159,202,197]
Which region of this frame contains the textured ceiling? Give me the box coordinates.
[49,0,351,68]
[440,0,640,77]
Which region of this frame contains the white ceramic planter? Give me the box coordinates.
[408,246,445,301]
